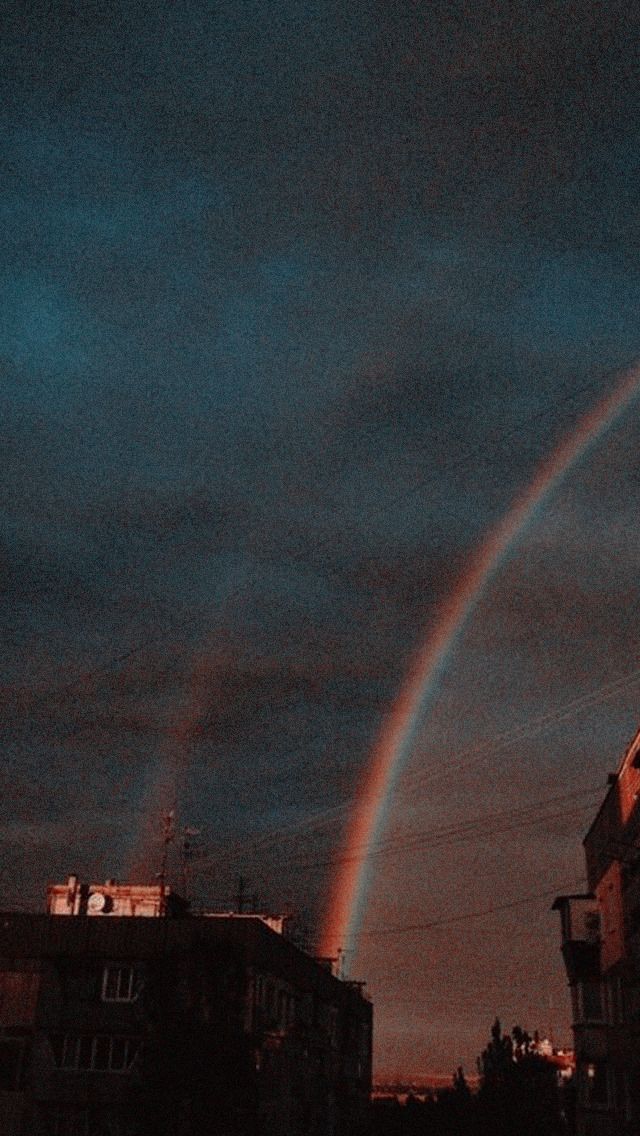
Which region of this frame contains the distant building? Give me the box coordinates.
[0,876,372,1136]
[554,725,640,1136]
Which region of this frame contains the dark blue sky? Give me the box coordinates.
[2,0,640,1073]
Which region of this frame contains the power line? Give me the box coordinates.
[198,783,602,876]
[199,660,638,865]
[293,796,602,872]
[358,879,588,939]
[401,665,640,795]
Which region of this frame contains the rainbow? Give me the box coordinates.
[127,645,215,881]
[319,365,640,965]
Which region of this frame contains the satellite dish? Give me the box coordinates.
[87,892,107,913]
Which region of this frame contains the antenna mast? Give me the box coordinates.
[180,826,202,900]
[158,810,176,915]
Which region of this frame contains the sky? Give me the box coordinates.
[2,0,640,1077]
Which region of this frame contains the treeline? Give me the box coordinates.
[371,1020,574,1136]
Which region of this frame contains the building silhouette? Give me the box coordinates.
[0,876,372,1136]
[554,725,640,1135]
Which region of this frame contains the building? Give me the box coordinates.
[0,877,372,1136]
[554,725,640,1136]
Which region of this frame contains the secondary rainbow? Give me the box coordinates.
[320,365,640,965]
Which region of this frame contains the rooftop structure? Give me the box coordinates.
[0,876,372,1136]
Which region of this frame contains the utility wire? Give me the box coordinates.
[358,879,588,939]
[194,659,635,863]
[294,790,603,868]
[280,802,600,872]
[200,783,602,875]
[401,665,640,795]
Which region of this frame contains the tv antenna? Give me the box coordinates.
[156,810,204,905]
[157,810,176,914]
[180,826,203,899]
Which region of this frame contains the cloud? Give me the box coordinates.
[1,0,640,1077]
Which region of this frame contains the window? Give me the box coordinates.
[287,993,296,1027]
[277,990,287,1029]
[606,976,625,1024]
[47,1106,90,1136]
[584,911,601,942]
[586,1061,609,1107]
[101,964,137,1002]
[0,1038,26,1090]
[614,1069,628,1113]
[580,980,604,1021]
[56,1035,141,1073]
[46,1106,128,1136]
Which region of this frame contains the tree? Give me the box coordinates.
[476,1019,566,1136]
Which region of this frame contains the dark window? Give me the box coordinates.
[46,1106,90,1136]
[77,1036,93,1070]
[101,964,137,1002]
[581,980,604,1021]
[46,1105,128,1135]
[0,1039,25,1090]
[585,912,601,941]
[93,1036,111,1071]
[606,977,625,1023]
[60,1036,78,1069]
[277,990,287,1028]
[110,1037,128,1071]
[55,1035,140,1073]
[614,1069,627,1110]
[587,1061,609,1107]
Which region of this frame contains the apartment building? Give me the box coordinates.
[554,725,640,1136]
[0,877,372,1136]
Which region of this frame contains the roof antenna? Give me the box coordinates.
[180,826,202,900]
[157,810,176,915]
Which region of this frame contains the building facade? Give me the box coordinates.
[555,725,640,1136]
[0,878,372,1136]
